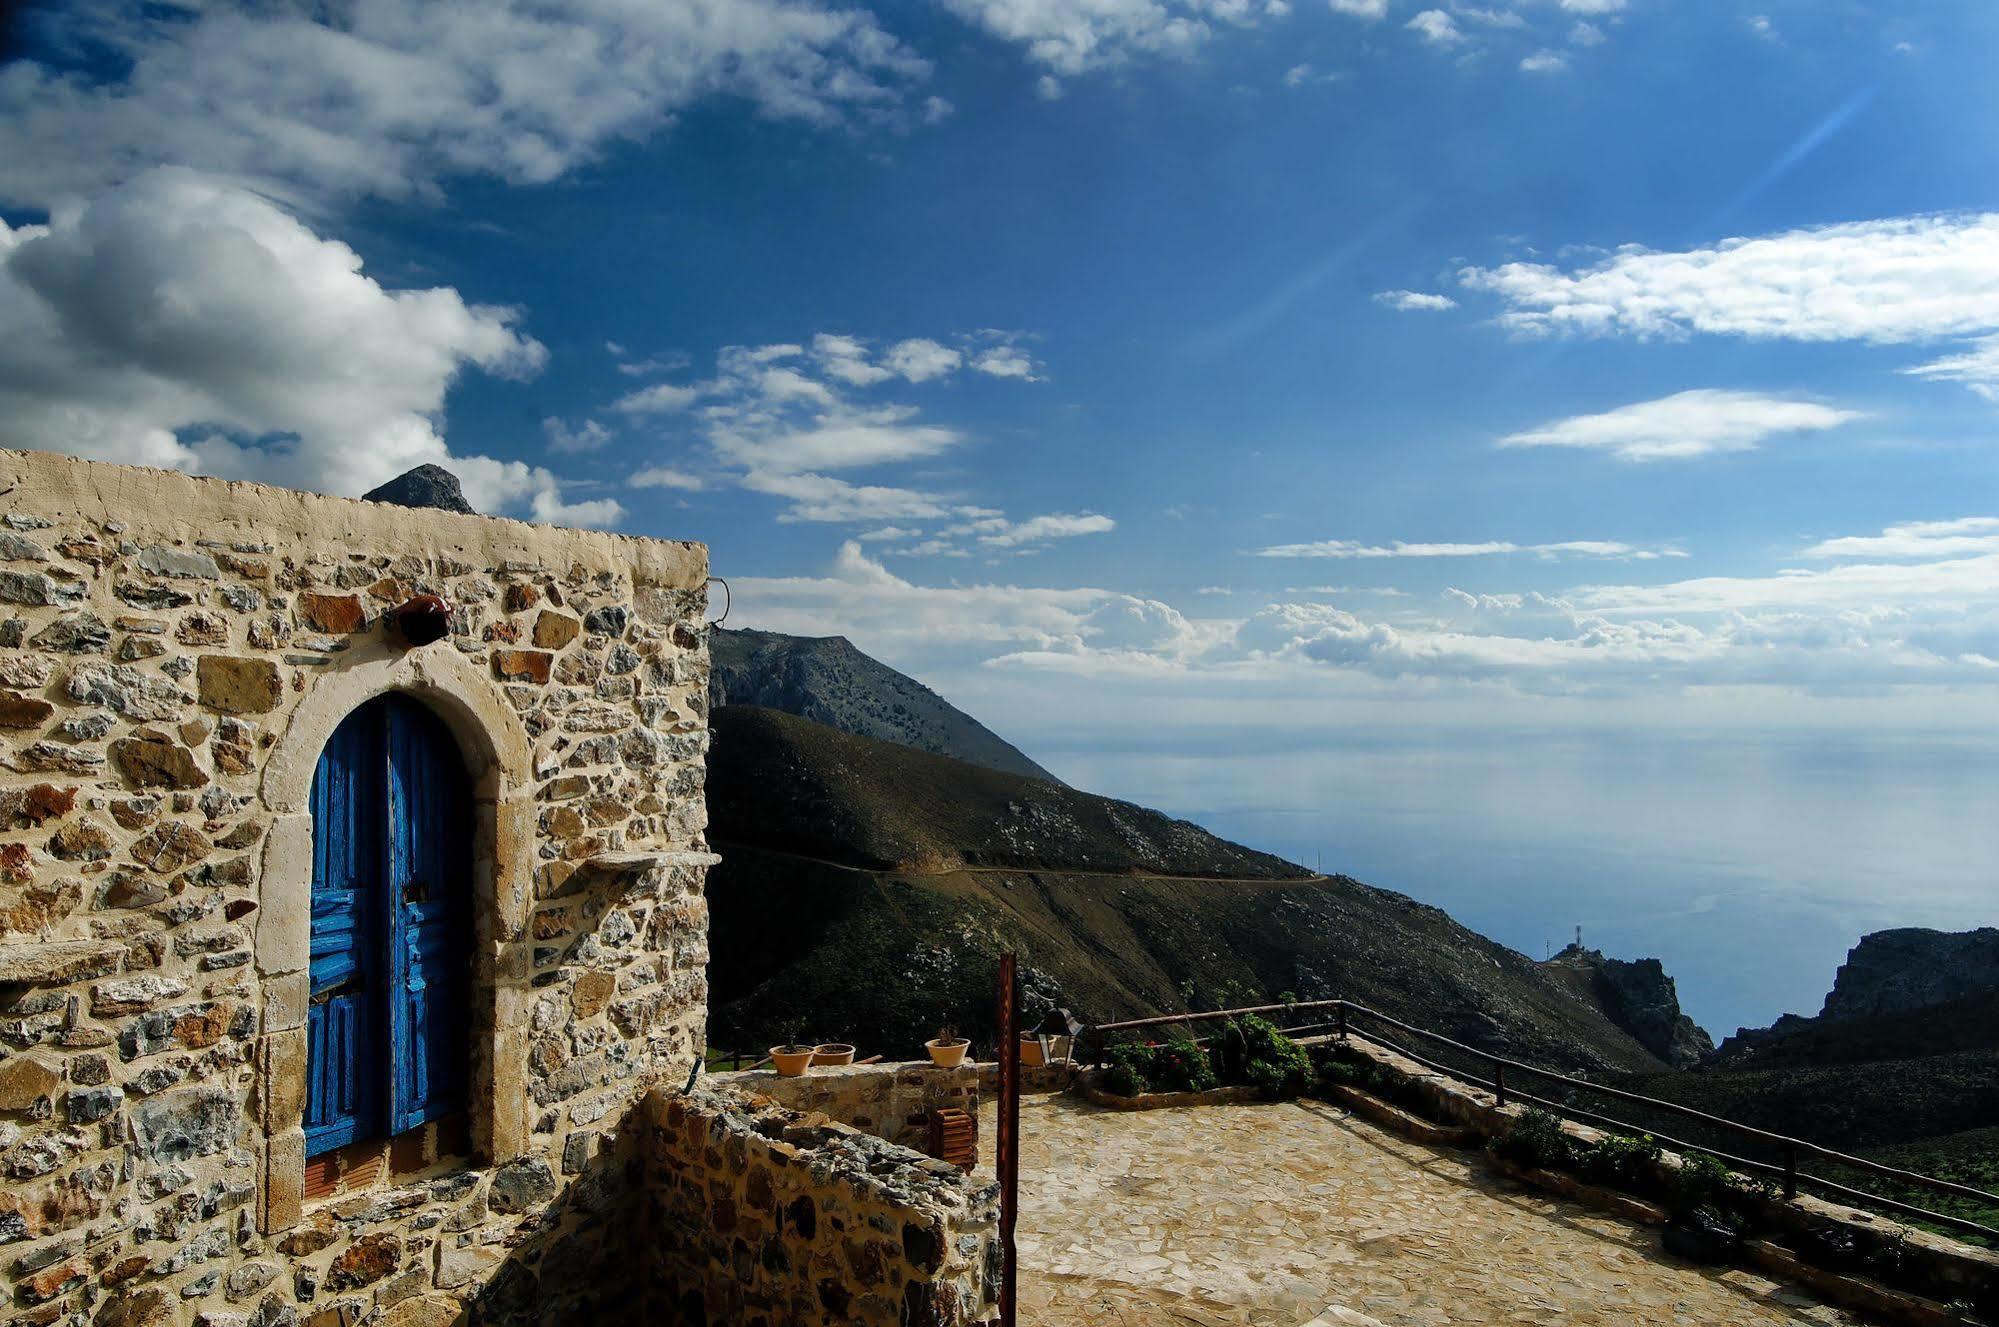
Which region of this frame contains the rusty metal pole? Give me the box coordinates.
[996,952,1019,1327]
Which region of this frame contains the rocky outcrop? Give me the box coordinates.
[710,627,1060,782]
[1538,945,1713,1068]
[361,463,477,514]
[1819,927,1999,1022]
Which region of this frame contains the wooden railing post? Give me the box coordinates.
[1783,1143,1798,1200]
[1492,1059,1507,1108]
[1336,1003,1348,1042]
[996,953,1019,1327]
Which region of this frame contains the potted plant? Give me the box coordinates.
[1018,1034,1048,1067]
[925,1025,970,1068]
[770,1044,816,1077]
[812,1042,856,1066]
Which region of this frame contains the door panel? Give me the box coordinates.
[306,694,471,1154]
[305,706,385,1156]
[385,696,471,1135]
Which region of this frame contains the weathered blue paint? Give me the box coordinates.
[305,694,471,1157]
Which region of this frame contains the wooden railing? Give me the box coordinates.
[1085,997,1999,1244]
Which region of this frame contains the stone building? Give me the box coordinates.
[0,450,999,1327]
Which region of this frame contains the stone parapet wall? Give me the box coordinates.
[640,1085,1000,1326]
[0,449,712,1326]
[719,1058,1075,1152]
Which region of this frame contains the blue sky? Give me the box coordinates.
[4,0,1997,1033]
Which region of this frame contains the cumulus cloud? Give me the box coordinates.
[882,338,964,382]
[937,0,1276,76]
[1374,289,1459,311]
[0,167,617,520]
[1252,537,1685,559]
[1328,0,1389,17]
[0,0,932,211]
[973,512,1117,548]
[1519,48,1569,73]
[1499,390,1863,461]
[1459,213,1999,397]
[1406,10,1466,44]
[543,417,612,455]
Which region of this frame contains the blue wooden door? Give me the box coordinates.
[305,695,470,1157]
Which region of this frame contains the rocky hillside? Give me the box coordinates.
[1818,927,1999,1023]
[1537,944,1713,1068]
[1621,927,1999,1153]
[703,706,1676,1074]
[708,627,1059,782]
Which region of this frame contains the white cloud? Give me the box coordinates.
[882,338,964,382]
[1569,20,1605,45]
[812,333,895,387]
[740,471,958,524]
[1519,49,1569,73]
[1458,213,1999,397]
[858,525,924,541]
[1406,10,1465,44]
[612,382,703,415]
[1558,0,1625,12]
[1374,289,1458,311]
[1745,14,1778,41]
[0,0,932,211]
[1905,336,1999,402]
[977,512,1117,548]
[1499,390,1863,461]
[629,466,706,491]
[1253,537,1685,559]
[1328,0,1389,17]
[970,343,1043,380]
[1461,8,1528,29]
[939,0,1272,76]
[1798,517,1999,560]
[1036,75,1066,100]
[0,167,613,520]
[543,417,612,455]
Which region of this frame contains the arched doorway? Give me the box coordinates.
[306,693,473,1157]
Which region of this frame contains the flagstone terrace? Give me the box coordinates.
[983,1090,1869,1327]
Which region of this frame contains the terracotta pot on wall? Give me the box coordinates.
[1018,1035,1048,1068]
[925,1037,970,1069]
[812,1043,856,1066]
[770,1045,816,1077]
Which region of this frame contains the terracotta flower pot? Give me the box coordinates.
[926,1037,970,1068]
[1018,1035,1048,1068]
[812,1043,856,1067]
[770,1045,815,1077]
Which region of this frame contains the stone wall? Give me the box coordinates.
[639,1085,999,1326]
[0,449,713,1327]
[720,1059,1075,1152]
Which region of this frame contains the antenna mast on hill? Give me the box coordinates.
[1575,924,1583,951]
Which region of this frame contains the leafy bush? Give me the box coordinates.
[1231,1015,1311,1100]
[1103,1038,1218,1095]
[1312,1056,1366,1093]
[1491,1108,1577,1170]
[1668,1152,1737,1214]
[1578,1132,1663,1191]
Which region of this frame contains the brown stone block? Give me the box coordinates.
[111,729,209,789]
[0,782,77,829]
[197,655,283,714]
[0,690,55,728]
[532,610,581,650]
[327,1232,403,1289]
[0,1054,60,1113]
[492,649,552,684]
[298,592,367,633]
[505,582,540,613]
[0,879,82,936]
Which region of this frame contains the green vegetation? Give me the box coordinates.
[1490,1107,1576,1170]
[1102,1016,1311,1098]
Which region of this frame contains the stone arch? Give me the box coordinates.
[256,641,537,1232]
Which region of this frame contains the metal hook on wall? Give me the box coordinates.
[706,575,730,628]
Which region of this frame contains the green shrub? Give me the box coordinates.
[1312,1056,1365,1093]
[1151,1039,1219,1093]
[1579,1132,1662,1191]
[1492,1108,1576,1170]
[1104,1038,1217,1095]
[1668,1152,1737,1213]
